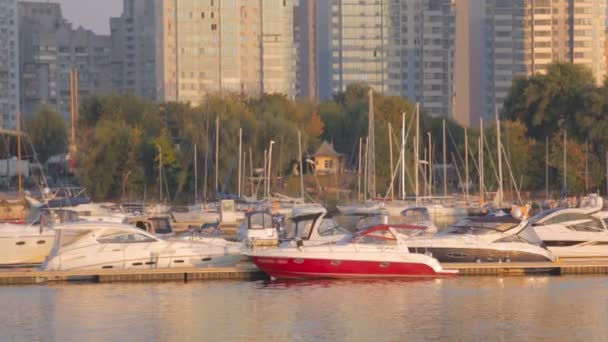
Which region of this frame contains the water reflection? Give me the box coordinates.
[0,276,607,341]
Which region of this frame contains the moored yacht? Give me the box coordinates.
[0,208,118,266]
[42,222,242,271]
[405,214,555,263]
[249,225,457,280]
[281,204,351,247]
[530,194,608,258]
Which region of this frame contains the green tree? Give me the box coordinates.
[26,106,68,163]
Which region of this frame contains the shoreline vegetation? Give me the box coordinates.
[18,62,608,204]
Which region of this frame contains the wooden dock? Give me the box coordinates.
[3,259,608,285]
[0,265,267,286]
[444,258,608,276]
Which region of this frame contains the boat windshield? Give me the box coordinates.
[248,213,274,229]
[401,208,431,222]
[528,208,563,225]
[353,228,397,245]
[149,218,173,235]
[355,215,425,230]
[318,218,350,236]
[97,232,157,244]
[283,213,323,240]
[514,224,545,247]
[441,218,520,236]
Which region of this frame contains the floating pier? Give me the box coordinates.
[0,265,267,286]
[2,259,608,285]
[444,259,608,276]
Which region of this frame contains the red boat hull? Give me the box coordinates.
[251,256,454,280]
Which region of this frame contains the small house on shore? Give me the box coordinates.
[312,141,343,175]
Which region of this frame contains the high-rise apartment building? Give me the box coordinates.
[0,0,19,129]
[330,0,389,94]
[485,0,607,116]
[111,0,157,100]
[331,0,455,118]
[19,2,112,120]
[294,0,317,101]
[155,0,295,105]
[454,0,484,127]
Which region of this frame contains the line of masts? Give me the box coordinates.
[152,96,597,206]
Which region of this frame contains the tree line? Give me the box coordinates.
[23,62,608,202]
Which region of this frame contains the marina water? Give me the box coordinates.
[1,276,607,341]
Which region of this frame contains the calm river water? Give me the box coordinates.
[1,276,607,341]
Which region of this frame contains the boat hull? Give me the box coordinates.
[409,247,553,263]
[250,256,456,280]
[0,230,54,265]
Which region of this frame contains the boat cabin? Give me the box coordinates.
[441,215,546,247]
[284,209,350,243]
[350,225,414,245]
[238,210,281,249]
[127,216,174,238]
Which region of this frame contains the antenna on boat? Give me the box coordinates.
[443,119,447,198]
[389,122,394,200]
[464,127,469,202]
[496,110,503,207]
[563,130,567,196]
[16,111,22,201]
[298,130,304,201]
[367,89,376,198]
[238,128,242,198]
[401,112,406,200]
[415,103,420,206]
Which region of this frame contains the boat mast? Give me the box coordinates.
[367,89,376,198]
[298,130,304,200]
[428,132,432,197]
[389,122,394,200]
[401,112,406,200]
[563,130,567,195]
[267,141,275,200]
[415,103,420,206]
[194,144,198,203]
[249,147,254,197]
[215,116,219,197]
[496,111,503,207]
[238,128,242,198]
[442,119,447,197]
[464,127,469,202]
[17,111,22,201]
[363,137,368,201]
[545,136,549,199]
[480,118,484,205]
[585,139,588,192]
[358,137,362,202]
[158,145,163,203]
[478,137,483,205]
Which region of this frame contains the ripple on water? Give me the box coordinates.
[0,276,607,341]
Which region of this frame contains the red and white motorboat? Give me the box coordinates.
[249,225,457,280]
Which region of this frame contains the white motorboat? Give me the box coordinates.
[249,225,457,280]
[42,222,242,271]
[0,222,55,265]
[406,214,555,263]
[530,194,608,258]
[281,204,351,247]
[347,207,438,234]
[0,208,123,266]
[238,210,280,249]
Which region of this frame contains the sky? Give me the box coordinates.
[57,0,122,35]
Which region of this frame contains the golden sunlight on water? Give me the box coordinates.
[0,276,607,341]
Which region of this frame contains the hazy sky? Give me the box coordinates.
[57,0,122,35]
